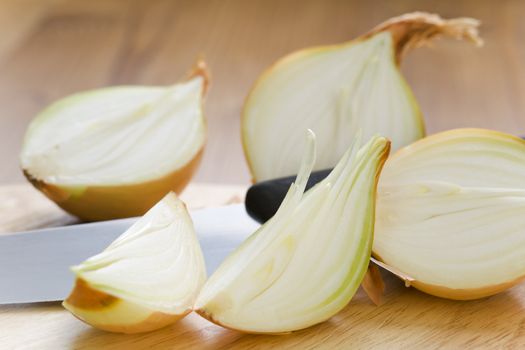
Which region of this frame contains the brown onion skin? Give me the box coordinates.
[23,148,204,221]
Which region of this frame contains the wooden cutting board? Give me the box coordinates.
[1,183,524,349]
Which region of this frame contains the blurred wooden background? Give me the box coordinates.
[1,0,524,185]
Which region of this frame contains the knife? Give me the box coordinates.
[0,204,259,304]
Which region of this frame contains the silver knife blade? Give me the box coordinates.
[0,204,259,305]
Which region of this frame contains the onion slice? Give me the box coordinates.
[62,192,206,333]
[20,61,209,221]
[374,129,525,300]
[195,131,390,333]
[242,12,482,182]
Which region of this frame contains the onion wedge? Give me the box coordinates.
[63,193,206,333]
[195,131,390,333]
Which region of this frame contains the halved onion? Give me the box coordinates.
[20,61,209,221]
[63,192,206,333]
[195,131,390,333]
[242,12,482,182]
[374,129,525,300]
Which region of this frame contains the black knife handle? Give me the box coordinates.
[245,169,332,223]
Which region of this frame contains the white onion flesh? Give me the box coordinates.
[375,129,525,297]
[195,131,390,333]
[380,128,525,188]
[20,77,206,186]
[243,33,421,181]
[376,182,525,290]
[71,193,206,314]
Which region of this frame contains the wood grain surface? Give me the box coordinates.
[1,184,525,349]
[1,0,524,186]
[2,1,525,348]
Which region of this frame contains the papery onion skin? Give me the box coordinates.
[364,12,482,63]
[21,60,209,221]
[23,148,203,221]
[63,279,189,334]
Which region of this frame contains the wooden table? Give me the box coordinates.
[1,184,525,349]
